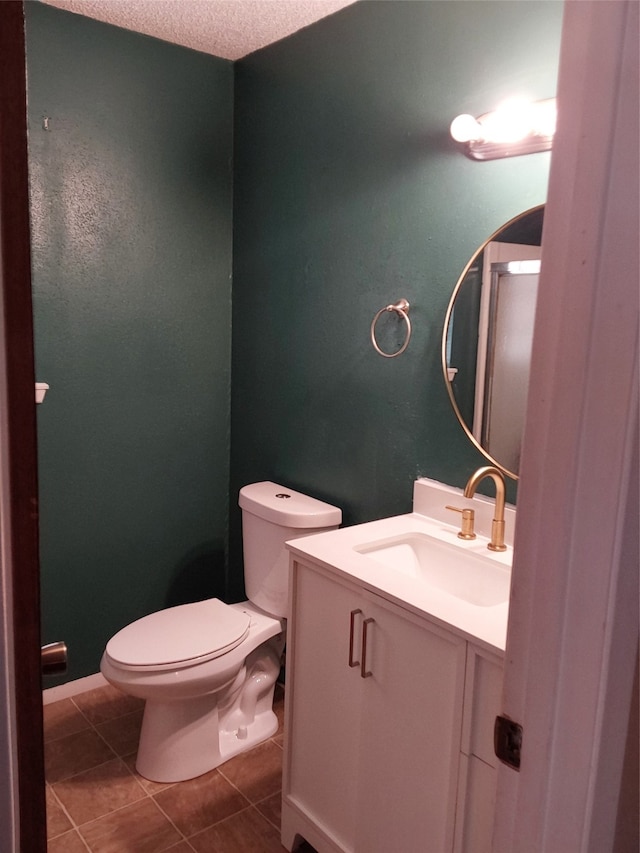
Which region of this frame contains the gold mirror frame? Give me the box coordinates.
[441,204,544,481]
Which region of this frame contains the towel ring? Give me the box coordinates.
[370,298,412,358]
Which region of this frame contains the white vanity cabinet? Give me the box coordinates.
[453,645,504,853]
[281,557,468,853]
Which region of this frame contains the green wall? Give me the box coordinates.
[27,0,563,681]
[229,0,562,596]
[26,3,234,682]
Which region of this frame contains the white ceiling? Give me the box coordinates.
[38,0,356,60]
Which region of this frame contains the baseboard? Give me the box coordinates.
[42,672,108,705]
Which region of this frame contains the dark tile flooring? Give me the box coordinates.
[44,683,314,853]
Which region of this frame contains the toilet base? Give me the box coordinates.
[135,701,280,783]
[135,635,284,782]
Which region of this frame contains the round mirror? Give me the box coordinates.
[442,205,544,480]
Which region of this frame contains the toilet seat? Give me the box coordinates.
[105,599,251,672]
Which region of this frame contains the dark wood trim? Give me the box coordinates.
[0,3,47,851]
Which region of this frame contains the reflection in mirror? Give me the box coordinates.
[443,206,544,479]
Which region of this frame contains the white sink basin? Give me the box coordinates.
[286,484,515,650]
[355,532,510,607]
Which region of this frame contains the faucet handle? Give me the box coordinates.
[445,505,476,540]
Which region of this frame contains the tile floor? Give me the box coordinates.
[44,683,314,853]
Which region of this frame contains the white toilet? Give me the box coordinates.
[100,481,341,782]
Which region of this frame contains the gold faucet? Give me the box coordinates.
[463,466,507,552]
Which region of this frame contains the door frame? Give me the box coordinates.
[494,1,639,850]
[0,3,47,851]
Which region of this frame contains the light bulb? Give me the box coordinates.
[450,114,482,143]
[482,98,532,143]
[450,97,556,159]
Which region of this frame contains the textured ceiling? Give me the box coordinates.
[39,0,356,60]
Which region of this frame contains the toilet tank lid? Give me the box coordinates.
[239,481,341,528]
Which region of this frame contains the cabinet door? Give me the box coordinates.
[454,644,503,853]
[357,591,467,853]
[284,562,364,852]
[454,754,498,853]
[460,645,503,768]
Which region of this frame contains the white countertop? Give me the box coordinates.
[287,510,511,654]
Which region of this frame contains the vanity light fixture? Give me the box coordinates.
[450,97,556,160]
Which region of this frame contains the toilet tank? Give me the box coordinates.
[239,481,342,617]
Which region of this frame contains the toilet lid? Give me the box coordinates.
[105,599,251,669]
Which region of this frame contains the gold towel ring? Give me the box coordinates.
[370,299,412,358]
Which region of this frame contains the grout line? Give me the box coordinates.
[149,791,255,851]
[46,688,288,850]
[45,798,92,853]
[45,690,186,850]
[44,827,93,852]
[49,759,149,827]
[44,726,92,747]
[72,828,93,853]
[47,754,119,787]
[46,782,77,838]
[71,791,160,833]
[83,710,136,762]
[120,741,182,797]
[253,791,282,832]
[71,695,144,733]
[44,698,130,774]
[183,802,257,845]
[149,796,194,846]
[43,673,109,706]
[69,695,98,728]
[165,841,198,853]
[216,765,251,801]
[151,771,255,843]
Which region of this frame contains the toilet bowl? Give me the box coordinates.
[101,599,284,782]
[100,482,341,782]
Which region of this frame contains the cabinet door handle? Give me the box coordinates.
[348,609,362,668]
[361,617,375,679]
